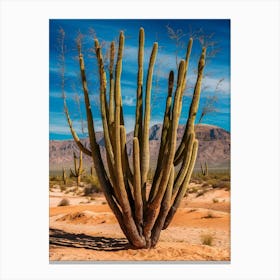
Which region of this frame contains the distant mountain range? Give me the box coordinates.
[49,124,230,172]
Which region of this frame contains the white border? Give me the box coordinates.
[0,0,279,279]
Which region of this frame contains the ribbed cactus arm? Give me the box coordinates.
[64,104,92,156]
[150,60,186,208]
[78,150,83,174]
[94,39,115,168]
[174,47,206,165]
[120,125,134,203]
[114,31,146,248]
[143,60,185,246]
[148,70,174,203]
[171,132,195,199]
[109,41,115,130]
[163,139,198,229]
[134,28,144,146]
[69,168,76,177]
[141,42,158,204]
[182,38,193,93]
[114,31,129,202]
[76,39,125,231]
[151,165,174,247]
[73,152,78,173]
[133,137,143,235]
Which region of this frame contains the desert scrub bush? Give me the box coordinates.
[187,187,199,194]
[201,234,214,246]
[79,197,91,204]
[204,178,219,187]
[58,198,70,206]
[196,189,206,197]
[84,185,101,196]
[206,179,230,189]
[202,211,215,219]
[212,198,219,203]
[59,184,66,192]
[49,176,56,181]
[190,173,205,183]
[192,170,230,182]
[213,181,230,190]
[83,175,102,195]
[83,174,100,186]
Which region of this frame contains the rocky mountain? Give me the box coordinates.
[49,124,230,172]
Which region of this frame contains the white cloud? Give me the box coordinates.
[50,65,78,78]
[122,96,135,106]
[185,75,230,96]
[202,76,230,94]
[49,112,88,135]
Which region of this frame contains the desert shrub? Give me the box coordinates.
[59,184,66,192]
[57,198,70,207]
[201,182,210,188]
[211,181,230,190]
[83,176,102,196]
[204,178,219,187]
[212,198,219,203]
[216,181,230,190]
[50,176,56,181]
[192,170,230,183]
[196,189,206,197]
[83,175,99,186]
[201,234,214,246]
[187,187,199,194]
[202,211,215,219]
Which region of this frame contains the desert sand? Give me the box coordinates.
[49,184,230,262]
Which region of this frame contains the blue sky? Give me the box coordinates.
[49,19,230,140]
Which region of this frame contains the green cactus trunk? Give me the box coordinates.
[64,28,206,248]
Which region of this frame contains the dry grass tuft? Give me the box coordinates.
[202,211,215,219]
[201,234,214,246]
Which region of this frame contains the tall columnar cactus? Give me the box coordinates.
[64,28,206,248]
[200,161,208,176]
[70,150,84,186]
[62,167,67,185]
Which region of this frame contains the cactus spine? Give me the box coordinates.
[70,150,84,186]
[64,28,206,248]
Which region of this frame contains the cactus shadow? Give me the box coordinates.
[49,228,130,252]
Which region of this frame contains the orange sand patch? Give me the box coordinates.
[49,189,230,261]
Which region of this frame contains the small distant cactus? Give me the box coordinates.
[70,150,85,186]
[62,167,67,185]
[63,28,206,248]
[200,161,208,176]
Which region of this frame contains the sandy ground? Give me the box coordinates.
[49,185,230,261]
